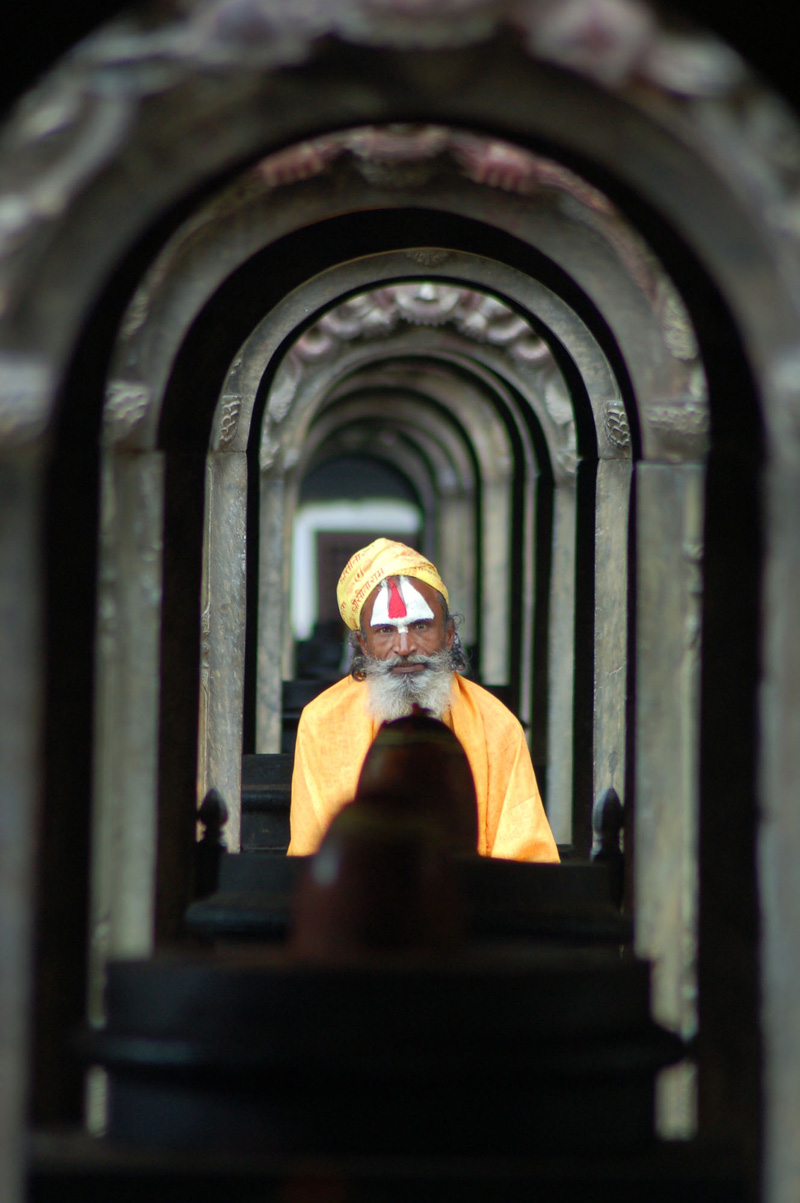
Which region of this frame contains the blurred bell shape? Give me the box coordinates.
[356,710,478,854]
[290,712,476,960]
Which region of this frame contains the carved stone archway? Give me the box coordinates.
[3,7,800,1201]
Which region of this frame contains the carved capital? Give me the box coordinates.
[216,394,243,448]
[767,345,800,464]
[603,400,632,451]
[554,445,579,479]
[646,396,709,435]
[103,379,152,447]
[0,354,53,447]
[644,394,710,462]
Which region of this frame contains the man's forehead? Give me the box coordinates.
[365,575,441,625]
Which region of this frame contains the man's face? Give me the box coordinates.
[357,576,454,672]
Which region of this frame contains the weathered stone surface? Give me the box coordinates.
[256,475,288,755]
[634,462,704,1134]
[3,4,800,1201]
[91,452,165,992]
[760,461,800,1203]
[0,454,43,1203]
[547,486,577,844]
[593,458,632,804]
[198,452,247,852]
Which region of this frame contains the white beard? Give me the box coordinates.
[363,649,455,723]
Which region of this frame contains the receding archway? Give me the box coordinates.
[2,10,795,1201]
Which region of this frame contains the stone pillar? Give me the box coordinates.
[593,458,632,805]
[197,451,247,850]
[547,482,577,843]
[437,490,475,646]
[634,461,704,1136]
[480,477,512,685]
[0,451,44,1203]
[257,469,286,753]
[89,452,165,1033]
[516,469,537,735]
[760,458,800,1203]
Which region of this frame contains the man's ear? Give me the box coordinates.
[445,618,455,649]
[356,630,368,654]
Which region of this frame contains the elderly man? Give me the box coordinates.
[288,538,559,862]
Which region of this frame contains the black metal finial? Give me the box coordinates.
[592,787,625,910]
[195,788,229,899]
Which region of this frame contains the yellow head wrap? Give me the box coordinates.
[337,538,449,631]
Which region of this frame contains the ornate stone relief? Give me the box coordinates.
[0,1,789,265]
[249,123,694,352]
[261,286,538,397]
[60,0,746,96]
[5,0,800,452]
[0,83,130,268]
[112,115,705,458]
[253,280,582,477]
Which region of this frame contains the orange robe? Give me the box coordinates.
[288,674,559,862]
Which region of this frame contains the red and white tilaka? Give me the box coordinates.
[369,576,434,633]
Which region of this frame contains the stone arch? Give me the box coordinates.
[191,260,631,849]
[2,7,798,1201]
[90,155,682,927]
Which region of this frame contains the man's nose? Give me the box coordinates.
[392,627,413,656]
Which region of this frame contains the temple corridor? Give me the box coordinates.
[2,2,800,1201]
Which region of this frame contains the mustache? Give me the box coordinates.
[365,653,434,676]
[363,648,452,677]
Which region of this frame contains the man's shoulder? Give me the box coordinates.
[454,675,522,730]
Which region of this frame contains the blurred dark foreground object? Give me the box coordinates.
[288,805,464,960]
[80,748,681,1167]
[186,851,631,946]
[355,711,479,855]
[288,712,478,959]
[190,710,629,947]
[81,942,683,1158]
[84,782,670,1159]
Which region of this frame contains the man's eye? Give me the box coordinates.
[413,621,431,631]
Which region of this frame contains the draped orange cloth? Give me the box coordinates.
[288,674,560,863]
